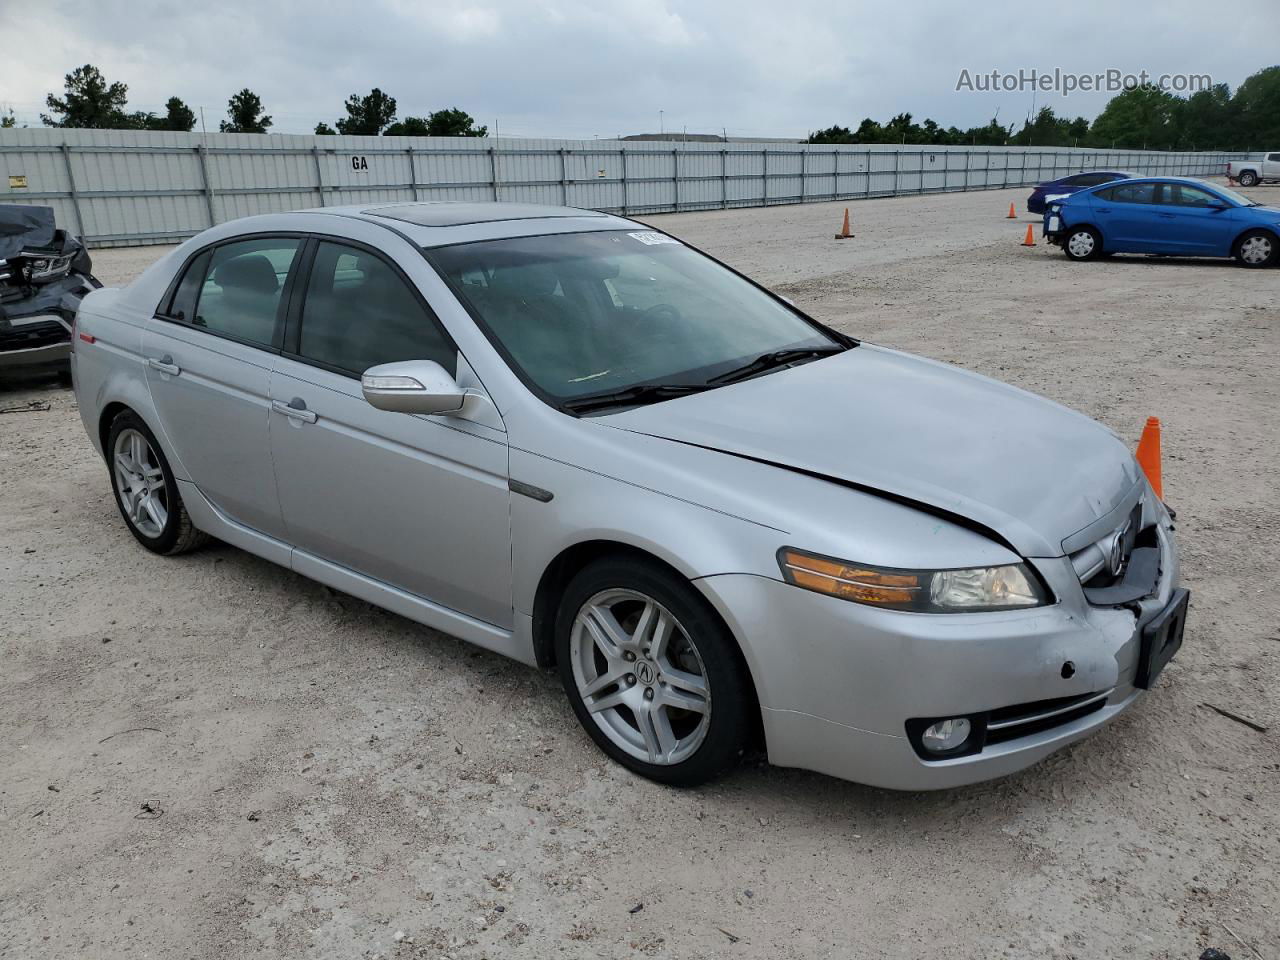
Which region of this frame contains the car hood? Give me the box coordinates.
[0,205,56,261]
[602,345,1142,558]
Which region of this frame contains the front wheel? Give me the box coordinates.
[555,558,753,786]
[1235,230,1276,268]
[1063,226,1103,261]
[1237,171,1259,188]
[107,411,208,555]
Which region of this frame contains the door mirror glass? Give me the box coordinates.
[361,359,466,415]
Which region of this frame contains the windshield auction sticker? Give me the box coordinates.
[628,231,680,246]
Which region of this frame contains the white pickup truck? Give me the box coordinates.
[1227,154,1280,187]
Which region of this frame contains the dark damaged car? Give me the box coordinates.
[0,205,101,376]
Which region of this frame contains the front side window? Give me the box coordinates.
[428,230,841,403]
[1167,184,1221,207]
[193,237,302,347]
[296,241,455,377]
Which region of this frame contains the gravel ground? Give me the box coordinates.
[2,183,1277,960]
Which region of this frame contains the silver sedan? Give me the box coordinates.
[71,201,1187,789]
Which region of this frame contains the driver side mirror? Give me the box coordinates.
[361,359,466,415]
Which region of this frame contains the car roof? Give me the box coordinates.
[293,201,635,248]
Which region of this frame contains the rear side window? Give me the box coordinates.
[296,240,455,377]
[193,237,302,347]
[1108,182,1156,204]
[164,250,211,321]
[1064,173,1110,187]
[1267,153,1280,162]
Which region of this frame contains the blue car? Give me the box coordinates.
[1043,177,1279,268]
[1026,170,1136,214]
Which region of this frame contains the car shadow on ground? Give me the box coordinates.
[151,534,1135,829]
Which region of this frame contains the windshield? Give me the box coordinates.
[428,230,842,402]
[1213,184,1257,206]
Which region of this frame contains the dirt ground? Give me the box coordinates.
[2,183,1277,960]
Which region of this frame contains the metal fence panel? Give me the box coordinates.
[0,127,1254,247]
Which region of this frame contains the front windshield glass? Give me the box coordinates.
[428,230,840,401]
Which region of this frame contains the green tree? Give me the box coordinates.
[42,64,130,128]
[1233,65,1280,149]
[807,124,855,144]
[314,122,336,135]
[1,108,16,128]
[384,116,431,136]
[1089,83,1181,149]
[156,96,197,132]
[425,108,487,137]
[334,88,398,136]
[220,89,272,133]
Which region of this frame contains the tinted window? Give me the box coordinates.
[297,241,455,377]
[1109,183,1156,204]
[1268,153,1280,162]
[194,238,301,347]
[164,249,211,321]
[1168,184,1221,207]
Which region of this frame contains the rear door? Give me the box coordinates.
[268,236,513,628]
[143,235,303,537]
[1091,182,1164,252]
[1151,183,1238,255]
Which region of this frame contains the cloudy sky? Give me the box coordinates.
[1,0,1275,138]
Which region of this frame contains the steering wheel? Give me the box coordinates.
[639,303,683,324]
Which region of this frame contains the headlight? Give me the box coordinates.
[27,255,73,282]
[777,547,1050,613]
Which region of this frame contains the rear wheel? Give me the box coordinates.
[555,558,752,786]
[1063,226,1103,262]
[1235,230,1277,268]
[1237,171,1259,188]
[107,411,208,555]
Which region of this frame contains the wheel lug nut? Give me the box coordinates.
[643,688,654,700]
[626,674,636,685]
[624,651,635,662]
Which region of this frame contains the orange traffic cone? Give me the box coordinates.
[1021,224,1036,247]
[834,208,852,239]
[1136,417,1163,499]
[1007,203,1017,219]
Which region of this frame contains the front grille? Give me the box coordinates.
[0,319,70,352]
[1071,502,1145,588]
[985,689,1111,746]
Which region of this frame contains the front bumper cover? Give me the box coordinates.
[696,514,1181,790]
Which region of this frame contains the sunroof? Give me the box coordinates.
[362,202,606,228]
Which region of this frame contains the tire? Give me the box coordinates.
[1063,226,1103,262]
[1234,229,1277,269]
[1237,171,1259,188]
[106,410,208,555]
[554,557,753,786]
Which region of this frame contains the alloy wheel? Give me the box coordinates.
[113,428,169,538]
[569,588,711,766]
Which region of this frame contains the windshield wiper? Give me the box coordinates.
[562,382,713,415]
[707,346,846,385]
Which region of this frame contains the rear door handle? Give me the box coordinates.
[1158,213,1177,219]
[272,397,318,424]
[147,355,180,376]
[1096,207,1112,213]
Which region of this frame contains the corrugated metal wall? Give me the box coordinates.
[0,128,1250,248]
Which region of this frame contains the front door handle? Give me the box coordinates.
[272,397,318,424]
[1158,213,1177,219]
[1096,207,1112,213]
[147,355,180,376]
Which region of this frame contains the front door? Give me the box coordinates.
[268,238,513,628]
[143,235,303,538]
[1151,183,1239,255]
